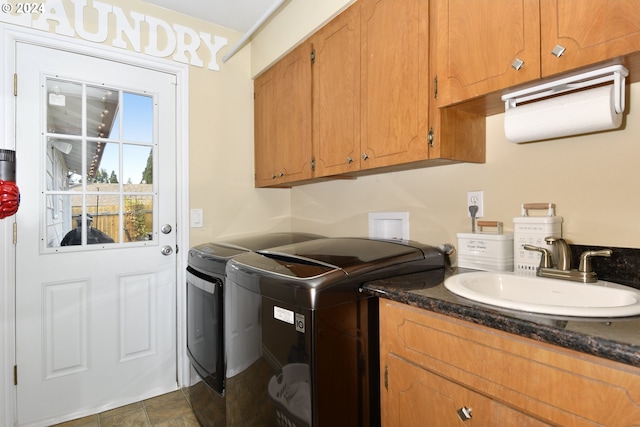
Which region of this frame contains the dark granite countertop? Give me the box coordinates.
[363,267,640,368]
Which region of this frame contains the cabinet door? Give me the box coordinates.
[254,66,280,187]
[254,43,313,187]
[382,355,551,427]
[432,0,540,106]
[312,3,361,177]
[360,0,429,169]
[277,44,313,184]
[541,0,640,77]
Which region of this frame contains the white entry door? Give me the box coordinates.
[15,43,178,426]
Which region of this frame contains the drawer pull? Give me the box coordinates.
[511,58,524,71]
[551,44,566,58]
[457,406,473,421]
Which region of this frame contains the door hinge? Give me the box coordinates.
[384,364,388,391]
[433,75,438,100]
[310,48,315,64]
[14,73,18,96]
[14,365,17,385]
[13,222,17,244]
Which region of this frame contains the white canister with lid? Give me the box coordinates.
[513,203,563,276]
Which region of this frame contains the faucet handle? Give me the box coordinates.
[523,244,553,268]
[578,249,613,273]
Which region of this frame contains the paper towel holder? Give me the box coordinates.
[501,65,629,114]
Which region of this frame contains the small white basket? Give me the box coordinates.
[457,221,514,272]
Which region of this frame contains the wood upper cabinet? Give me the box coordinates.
[360,0,430,169]
[434,0,640,107]
[254,0,487,187]
[380,299,640,426]
[254,42,313,187]
[432,0,541,106]
[540,0,640,77]
[311,2,361,177]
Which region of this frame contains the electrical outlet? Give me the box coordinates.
[467,191,484,218]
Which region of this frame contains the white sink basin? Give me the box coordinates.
[444,271,640,317]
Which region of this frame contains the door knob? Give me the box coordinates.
[160,224,172,234]
[161,245,173,256]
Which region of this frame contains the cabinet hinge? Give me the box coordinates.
[384,364,388,391]
[14,365,17,385]
[433,75,438,100]
[310,157,316,171]
[13,222,17,244]
[14,73,18,96]
[310,49,315,64]
[428,127,435,148]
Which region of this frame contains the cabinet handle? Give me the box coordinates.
[272,174,277,179]
[456,406,473,421]
[511,58,524,71]
[346,156,353,164]
[279,172,285,177]
[362,153,369,161]
[551,44,566,58]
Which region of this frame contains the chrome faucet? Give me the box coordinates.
[544,236,571,270]
[524,237,612,283]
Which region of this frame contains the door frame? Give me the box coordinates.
[0,24,191,426]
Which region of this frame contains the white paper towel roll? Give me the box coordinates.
[504,84,623,143]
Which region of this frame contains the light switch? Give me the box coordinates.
[190,208,203,228]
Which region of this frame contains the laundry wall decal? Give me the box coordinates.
[0,0,229,71]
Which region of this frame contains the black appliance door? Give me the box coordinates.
[186,266,224,395]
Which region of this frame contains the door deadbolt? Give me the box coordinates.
[160,224,172,234]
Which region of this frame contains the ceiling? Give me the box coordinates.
[141,0,279,33]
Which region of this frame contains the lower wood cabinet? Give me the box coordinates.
[380,299,640,426]
[385,354,549,426]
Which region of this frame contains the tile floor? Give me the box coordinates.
[53,389,200,427]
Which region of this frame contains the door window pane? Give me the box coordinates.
[124,195,153,242]
[45,194,73,247]
[86,195,119,245]
[87,85,118,138]
[123,145,153,185]
[46,80,82,136]
[122,93,153,143]
[88,142,119,184]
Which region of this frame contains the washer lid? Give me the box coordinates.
[257,237,431,277]
[188,232,324,274]
[228,238,444,309]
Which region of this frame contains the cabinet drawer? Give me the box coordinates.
[380,299,640,426]
[384,353,551,426]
